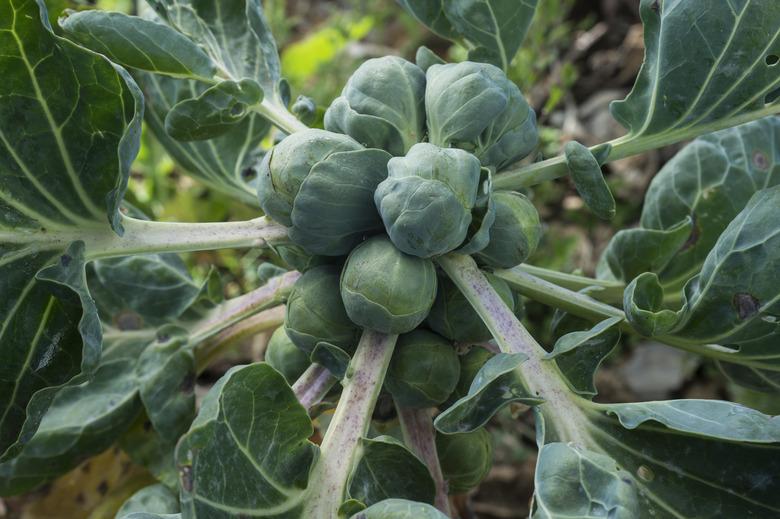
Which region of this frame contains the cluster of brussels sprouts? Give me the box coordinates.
[258,56,540,493]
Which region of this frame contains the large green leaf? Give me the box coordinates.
[624,186,780,370]
[0,355,143,494]
[600,117,780,286]
[146,0,287,111]
[610,0,780,141]
[138,72,269,205]
[59,9,217,82]
[87,253,202,327]
[446,0,539,71]
[176,363,317,517]
[534,398,780,518]
[397,0,538,71]
[532,442,638,519]
[0,0,142,460]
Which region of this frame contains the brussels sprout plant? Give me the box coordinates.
[1,0,779,518]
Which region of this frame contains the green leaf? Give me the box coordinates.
[147,0,288,110]
[414,46,444,72]
[164,79,263,141]
[0,355,143,495]
[446,0,539,71]
[547,315,622,398]
[397,0,539,71]
[176,363,317,517]
[0,0,142,460]
[348,436,435,509]
[59,9,217,81]
[136,330,196,442]
[600,117,780,285]
[610,0,780,142]
[532,442,639,519]
[536,398,780,518]
[624,186,780,369]
[350,498,449,519]
[87,253,202,327]
[116,484,181,518]
[599,218,693,283]
[564,141,616,220]
[310,342,351,380]
[718,361,780,393]
[396,1,461,40]
[434,353,543,434]
[138,72,269,206]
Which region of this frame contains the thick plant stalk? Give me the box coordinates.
[302,330,398,518]
[80,215,290,260]
[438,253,590,445]
[511,264,625,303]
[395,404,451,516]
[493,102,780,191]
[194,306,285,371]
[495,266,746,365]
[189,271,300,345]
[292,363,337,411]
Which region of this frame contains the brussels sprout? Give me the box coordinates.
[385,329,460,408]
[285,265,361,355]
[257,128,361,226]
[340,235,437,334]
[436,428,493,494]
[448,346,495,404]
[425,61,538,170]
[427,273,514,343]
[275,243,333,273]
[374,143,482,258]
[475,191,542,268]
[265,327,310,383]
[325,56,426,156]
[288,147,391,256]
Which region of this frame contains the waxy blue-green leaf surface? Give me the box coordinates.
[138,72,270,206]
[600,118,780,285]
[350,498,448,519]
[611,0,780,140]
[59,9,217,81]
[532,442,638,519]
[564,141,616,220]
[0,0,142,460]
[435,353,543,433]
[624,186,780,370]
[176,363,317,517]
[347,436,435,510]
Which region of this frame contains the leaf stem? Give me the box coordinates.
[303,330,398,518]
[81,215,289,260]
[292,363,337,412]
[395,403,451,516]
[438,253,590,446]
[495,266,762,367]
[194,306,285,372]
[512,264,625,303]
[251,99,309,134]
[493,105,780,191]
[190,271,300,370]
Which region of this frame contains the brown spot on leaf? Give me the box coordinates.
[753,150,769,171]
[734,293,760,320]
[115,310,143,331]
[650,0,661,13]
[97,480,109,496]
[75,492,86,505]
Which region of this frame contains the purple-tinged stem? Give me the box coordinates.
[395,403,451,516]
[292,363,337,411]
